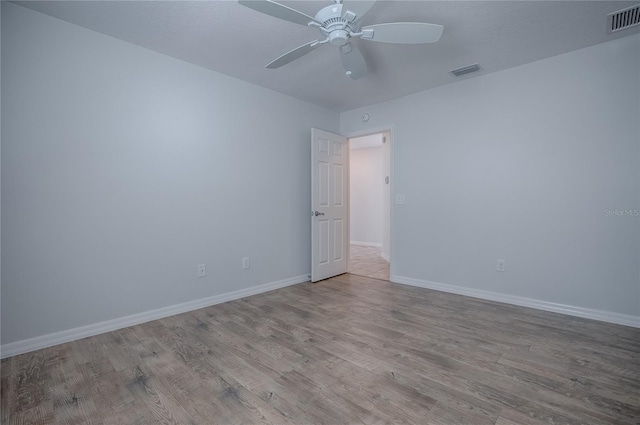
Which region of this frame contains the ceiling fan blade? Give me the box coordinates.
[339,43,367,80]
[341,0,376,21]
[361,22,444,44]
[266,40,321,69]
[238,0,320,26]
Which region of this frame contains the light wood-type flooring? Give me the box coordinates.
[2,274,639,424]
[348,245,390,281]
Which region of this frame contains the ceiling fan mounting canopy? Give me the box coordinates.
[315,4,358,46]
[309,3,359,46]
[238,0,444,80]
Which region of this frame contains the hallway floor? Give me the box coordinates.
[348,244,390,281]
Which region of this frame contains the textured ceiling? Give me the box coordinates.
[14,1,640,112]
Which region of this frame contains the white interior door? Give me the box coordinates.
[311,128,348,282]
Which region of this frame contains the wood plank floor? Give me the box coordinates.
[2,273,639,424]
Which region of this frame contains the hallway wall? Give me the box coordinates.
[350,144,384,246]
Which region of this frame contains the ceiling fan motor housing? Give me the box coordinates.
[315,4,359,46]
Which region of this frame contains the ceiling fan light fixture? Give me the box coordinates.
[451,63,481,77]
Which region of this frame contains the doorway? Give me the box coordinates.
[348,132,391,281]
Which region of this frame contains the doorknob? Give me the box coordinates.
[313,211,325,216]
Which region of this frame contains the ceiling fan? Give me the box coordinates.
[238,0,444,79]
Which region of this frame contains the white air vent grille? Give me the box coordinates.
[608,4,640,33]
[451,64,481,77]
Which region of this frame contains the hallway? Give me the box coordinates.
[348,244,390,281]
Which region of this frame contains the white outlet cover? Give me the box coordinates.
[395,194,406,204]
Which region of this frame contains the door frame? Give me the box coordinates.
[345,125,395,281]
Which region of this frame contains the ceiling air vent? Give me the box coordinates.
[451,64,481,77]
[608,4,640,33]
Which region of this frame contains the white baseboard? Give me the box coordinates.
[350,241,382,247]
[393,275,640,329]
[0,274,309,359]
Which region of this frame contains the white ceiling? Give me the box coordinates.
[14,1,640,112]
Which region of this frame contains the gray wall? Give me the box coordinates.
[2,2,639,348]
[1,3,338,345]
[341,34,640,318]
[0,2,3,346]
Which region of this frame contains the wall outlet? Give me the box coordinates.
[242,257,250,270]
[496,259,506,272]
[395,194,406,204]
[197,264,206,278]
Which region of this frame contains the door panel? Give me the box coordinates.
[311,128,348,282]
[318,161,329,206]
[334,219,344,261]
[318,219,329,265]
[333,163,344,206]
